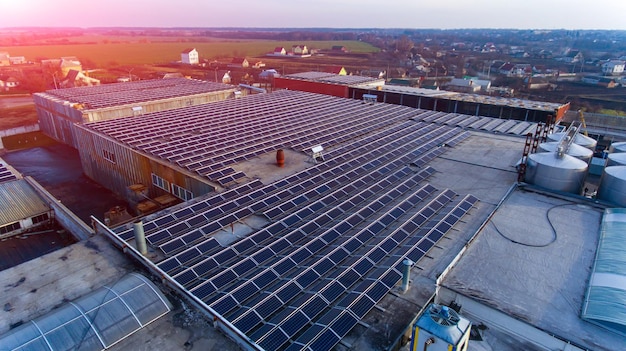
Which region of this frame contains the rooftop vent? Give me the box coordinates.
[429,304,461,327]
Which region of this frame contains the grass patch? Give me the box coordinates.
[1,40,379,66]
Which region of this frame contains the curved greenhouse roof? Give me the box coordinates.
[582,208,626,336]
[0,273,171,351]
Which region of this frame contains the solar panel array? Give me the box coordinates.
[43,78,235,109]
[86,90,428,185]
[0,162,18,183]
[411,109,538,135]
[107,91,481,351]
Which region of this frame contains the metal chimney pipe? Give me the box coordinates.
[133,221,148,256]
[401,258,413,292]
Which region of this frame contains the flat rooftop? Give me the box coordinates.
[84,90,541,351]
[379,85,567,112]
[282,72,386,86]
[36,78,235,110]
[437,188,624,351]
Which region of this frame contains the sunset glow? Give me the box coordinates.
[1,0,625,29]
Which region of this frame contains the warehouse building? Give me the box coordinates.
[33,78,238,147]
[351,85,570,123]
[274,72,569,123]
[274,71,385,98]
[1,86,623,350]
[69,89,586,351]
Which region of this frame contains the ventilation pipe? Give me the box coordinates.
[276,149,285,167]
[134,221,147,256]
[402,258,413,292]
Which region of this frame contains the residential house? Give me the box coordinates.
[0,52,10,66]
[601,60,625,76]
[61,69,101,88]
[325,66,347,75]
[0,76,20,91]
[446,78,481,93]
[58,57,82,76]
[292,45,309,55]
[561,50,583,63]
[499,63,531,77]
[229,57,249,68]
[181,48,199,65]
[222,71,232,84]
[499,62,515,76]
[331,46,348,53]
[273,47,287,55]
[9,56,26,65]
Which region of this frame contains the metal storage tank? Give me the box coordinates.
[597,166,626,207]
[525,152,588,194]
[608,141,626,153]
[547,132,597,150]
[607,153,626,167]
[538,142,593,163]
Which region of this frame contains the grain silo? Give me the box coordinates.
[597,166,626,206]
[525,151,588,194]
[607,152,626,167]
[608,141,626,153]
[538,141,593,163]
[547,132,597,150]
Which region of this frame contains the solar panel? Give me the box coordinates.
[256,295,283,319]
[301,296,326,319]
[276,282,301,303]
[211,294,238,315]
[309,329,341,351]
[330,312,359,337]
[281,311,310,338]
[252,270,279,289]
[258,328,289,351]
[232,311,263,336]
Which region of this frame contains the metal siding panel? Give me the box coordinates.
[0,180,50,225]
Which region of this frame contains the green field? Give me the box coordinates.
[1,40,379,66]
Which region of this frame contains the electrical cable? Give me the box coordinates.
[491,203,576,248]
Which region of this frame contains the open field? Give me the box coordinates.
[1,40,378,66]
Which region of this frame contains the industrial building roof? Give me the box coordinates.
[90,90,478,350]
[74,89,554,350]
[81,90,537,189]
[0,159,18,183]
[378,85,566,112]
[0,273,171,351]
[282,72,385,86]
[37,78,235,110]
[437,189,624,351]
[0,178,49,226]
[582,208,626,337]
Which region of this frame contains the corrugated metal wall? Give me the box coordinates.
[73,125,215,207]
[34,89,238,148]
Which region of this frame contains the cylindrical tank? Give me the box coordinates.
[525,152,588,194]
[597,166,626,206]
[608,141,626,153]
[538,142,593,163]
[546,132,597,150]
[607,153,626,167]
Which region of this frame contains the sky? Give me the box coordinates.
[1,0,626,30]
